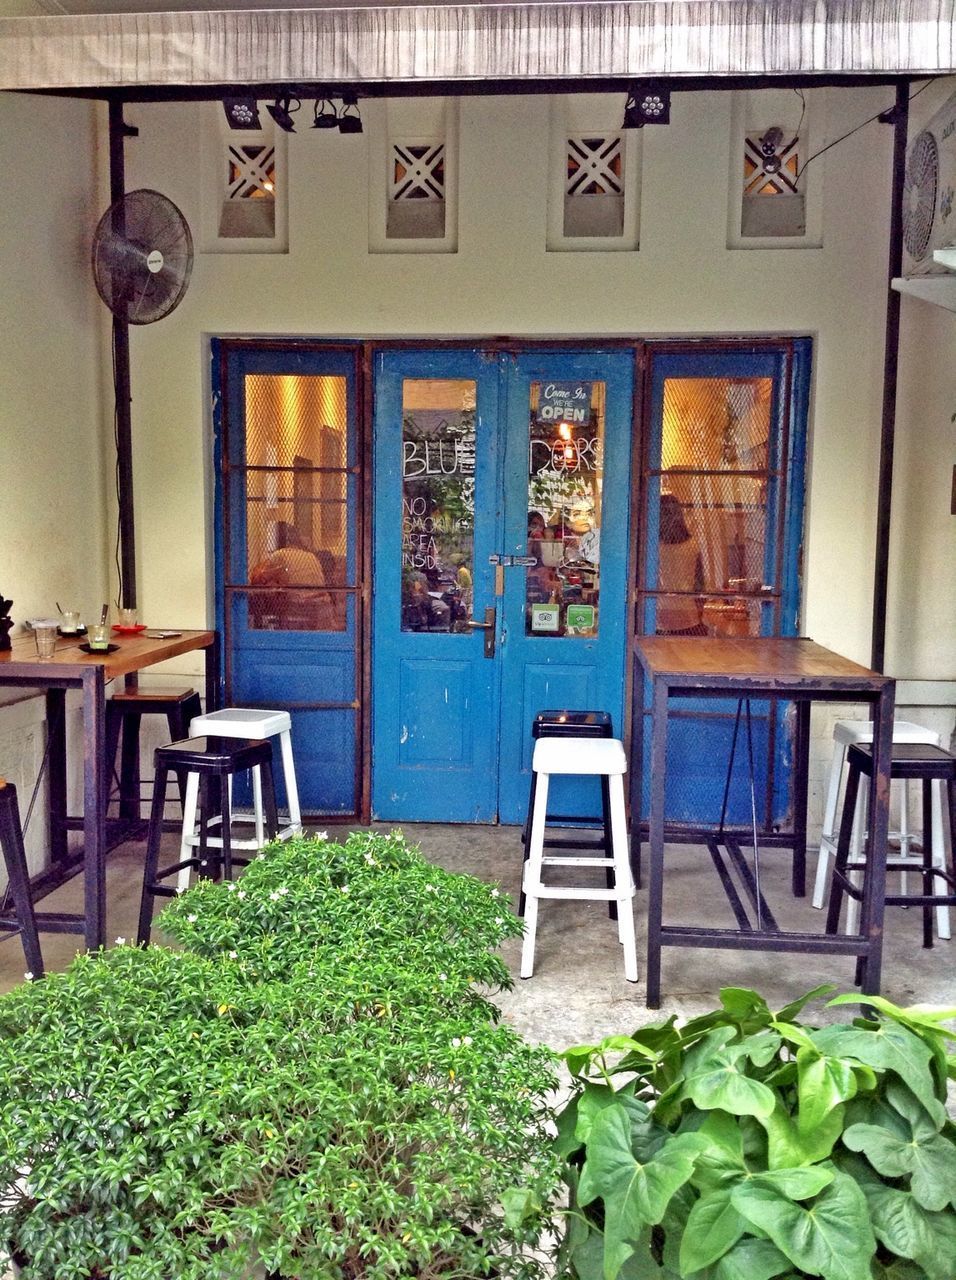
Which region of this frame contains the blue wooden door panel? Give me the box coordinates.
[372,350,501,822]
[639,340,810,825]
[497,351,634,824]
[215,342,361,816]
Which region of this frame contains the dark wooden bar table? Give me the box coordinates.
[0,629,218,951]
[630,636,895,1008]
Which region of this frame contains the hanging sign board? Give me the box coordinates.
[535,381,592,425]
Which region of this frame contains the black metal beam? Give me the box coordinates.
[108,96,137,610]
[22,71,925,106]
[871,81,910,673]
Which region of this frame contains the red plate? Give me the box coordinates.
[112,623,148,634]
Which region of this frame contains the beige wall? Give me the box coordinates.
[121,87,902,662]
[0,89,108,867]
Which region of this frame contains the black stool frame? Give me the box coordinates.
[0,781,45,976]
[827,742,956,956]
[137,736,278,944]
[106,688,203,822]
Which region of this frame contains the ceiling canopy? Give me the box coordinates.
[1,0,954,93]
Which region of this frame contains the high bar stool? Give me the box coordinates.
[106,687,203,820]
[0,779,44,976]
[187,707,302,850]
[136,736,278,945]
[519,710,618,920]
[520,736,637,982]
[826,743,956,956]
[811,718,948,938]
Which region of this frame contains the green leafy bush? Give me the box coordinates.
[554,986,956,1280]
[157,830,520,1006]
[0,832,561,1280]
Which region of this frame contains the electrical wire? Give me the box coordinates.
[796,77,938,184]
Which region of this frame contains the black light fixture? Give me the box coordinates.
[758,126,785,174]
[311,97,339,129]
[337,91,363,135]
[222,97,261,130]
[622,84,671,129]
[266,97,300,133]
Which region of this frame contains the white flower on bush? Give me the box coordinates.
[490,888,500,898]
[363,852,377,866]
[450,1036,473,1049]
[187,914,198,923]
[237,891,246,900]
[340,885,350,895]
[23,972,33,982]
[228,951,238,960]
[115,937,126,946]
[315,830,328,840]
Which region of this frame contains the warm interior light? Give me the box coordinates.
[557,421,572,440]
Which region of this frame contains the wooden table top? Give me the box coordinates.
[0,629,215,681]
[633,635,891,690]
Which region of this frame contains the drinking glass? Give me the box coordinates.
[34,624,58,659]
[118,607,138,628]
[87,624,110,652]
[60,611,81,634]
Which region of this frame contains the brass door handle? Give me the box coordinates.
[466,606,496,657]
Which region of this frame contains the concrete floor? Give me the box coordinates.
[1,821,953,1047]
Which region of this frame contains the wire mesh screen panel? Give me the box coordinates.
[244,374,351,632]
[636,347,804,830]
[220,348,362,821]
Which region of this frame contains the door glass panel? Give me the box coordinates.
[653,375,772,637]
[243,373,349,632]
[526,379,604,637]
[400,378,476,633]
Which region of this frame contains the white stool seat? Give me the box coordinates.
[520,735,637,983]
[187,707,302,855]
[812,718,948,939]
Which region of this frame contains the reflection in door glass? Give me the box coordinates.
[654,375,772,637]
[243,373,348,632]
[400,379,475,633]
[526,380,604,637]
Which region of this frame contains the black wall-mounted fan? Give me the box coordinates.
[91,188,194,324]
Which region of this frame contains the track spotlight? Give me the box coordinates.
[622,84,671,129]
[338,91,363,135]
[758,126,785,174]
[223,97,261,130]
[311,97,339,129]
[266,97,300,133]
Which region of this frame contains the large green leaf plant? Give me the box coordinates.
[555,987,956,1280]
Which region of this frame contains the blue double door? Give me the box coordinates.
[371,349,635,824]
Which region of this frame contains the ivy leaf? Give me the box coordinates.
[850,1169,954,1280]
[689,1111,747,1193]
[775,985,838,1024]
[760,1096,843,1168]
[677,1187,746,1273]
[811,1022,937,1115]
[681,1036,777,1119]
[795,1047,858,1134]
[710,1237,795,1280]
[576,1103,706,1273]
[731,1168,876,1280]
[749,1166,834,1199]
[842,1119,956,1212]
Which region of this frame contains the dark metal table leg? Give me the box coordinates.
[792,698,811,897]
[645,677,668,1008]
[860,683,894,995]
[45,688,68,866]
[81,667,107,951]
